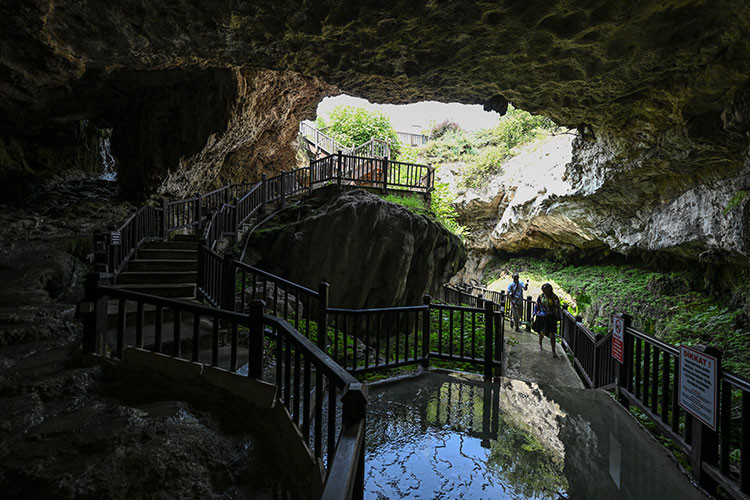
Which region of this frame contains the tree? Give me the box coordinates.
[317,105,400,153]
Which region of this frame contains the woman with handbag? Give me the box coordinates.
[532,283,562,358]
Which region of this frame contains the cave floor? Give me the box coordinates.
[364,371,704,499]
[503,318,584,389]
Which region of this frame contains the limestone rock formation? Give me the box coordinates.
[3,0,750,219]
[253,190,466,308]
[449,132,750,262]
[157,68,334,197]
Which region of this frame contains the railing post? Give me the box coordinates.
[221,252,236,312]
[382,156,388,192]
[248,300,265,379]
[196,238,207,301]
[341,382,368,500]
[195,193,202,229]
[616,313,633,407]
[161,198,169,240]
[337,151,342,190]
[427,163,434,190]
[525,295,532,331]
[81,272,111,355]
[260,173,267,215]
[224,183,230,205]
[688,345,721,494]
[93,229,108,273]
[317,282,329,350]
[484,300,494,381]
[495,308,505,377]
[232,196,239,235]
[422,295,431,367]
[309,159,314,195]
[279,172,286,209]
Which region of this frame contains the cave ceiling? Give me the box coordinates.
[3,1,749,133]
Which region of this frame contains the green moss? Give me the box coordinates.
[724,190,748,215]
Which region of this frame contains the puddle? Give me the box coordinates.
[365,372,703,499]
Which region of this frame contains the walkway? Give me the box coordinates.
[503,318,584,388]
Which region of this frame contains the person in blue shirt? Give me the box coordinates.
[506,273,528,332]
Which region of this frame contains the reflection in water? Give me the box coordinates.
[366,374,568,499]
[365,372,702,500]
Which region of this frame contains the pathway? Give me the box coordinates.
[503,318,584,388]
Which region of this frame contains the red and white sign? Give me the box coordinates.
[611,315,625,363]
[679,346,718,431]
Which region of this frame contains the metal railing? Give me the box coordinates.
[615,320,750,498]
[80,281,366,500]
[396,130,430,146]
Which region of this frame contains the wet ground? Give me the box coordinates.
[365,371,704,499]
[504,323,583,389]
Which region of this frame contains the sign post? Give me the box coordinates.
[611,315,624,363]
[679,345,719,431]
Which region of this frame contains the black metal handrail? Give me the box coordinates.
[80,281,366,500]
[615,323,750,498]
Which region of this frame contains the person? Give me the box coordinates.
[532,283,562,358]
[506,273,528,332]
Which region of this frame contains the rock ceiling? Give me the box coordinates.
[2,0,749,258]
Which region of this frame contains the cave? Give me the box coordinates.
[1,1,749,499]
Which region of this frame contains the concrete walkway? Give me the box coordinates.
[503,318,584,388]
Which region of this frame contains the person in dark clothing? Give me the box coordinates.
[532,283,562,358]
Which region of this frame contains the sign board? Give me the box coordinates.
[110,231,121,246]
[611,315,625,363]
[679,346,718,431]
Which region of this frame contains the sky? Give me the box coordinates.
[316,94,501,134]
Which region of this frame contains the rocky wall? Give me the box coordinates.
[251,190,466,308]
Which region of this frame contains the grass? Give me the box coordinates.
[382,191,466,237]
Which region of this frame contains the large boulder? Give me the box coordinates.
[256,190,466,308]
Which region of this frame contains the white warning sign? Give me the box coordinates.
[678,346,718,431]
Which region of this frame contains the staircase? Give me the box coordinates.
[104,234,217,357]
[114,234,198,298]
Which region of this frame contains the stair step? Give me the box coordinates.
[127,259,197,272]
[112,283,196,299]
[117,271,197,284]
[173,234,200,242]
[144,240,197,250]
[137,248,198,260]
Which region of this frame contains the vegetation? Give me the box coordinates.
[724,190,748,215]
[420,105,557,188]
[484,257,750,377]
[382,191,465,238]
[316,105,400,154]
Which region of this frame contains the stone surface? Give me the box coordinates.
[3,0,750,221]
[252,189,466,308]
[0,350,292,499]
[157,68,334,197]
[447,132,750,262]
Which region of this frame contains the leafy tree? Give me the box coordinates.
[317,105,400,153]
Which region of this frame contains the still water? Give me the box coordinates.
[365,372,703,499]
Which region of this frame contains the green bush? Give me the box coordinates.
[420,128,477,163]
[460,144,511,188]
[429,119,462,139]
[383,189,466,238]
[317,105,400,155]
